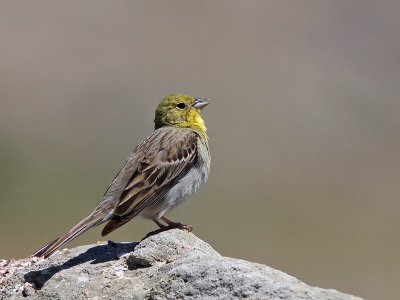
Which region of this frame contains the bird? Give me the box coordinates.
[32,93,210,258]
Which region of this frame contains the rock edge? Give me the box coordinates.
[1,229,362,299]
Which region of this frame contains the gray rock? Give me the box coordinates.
[1,229,362,299]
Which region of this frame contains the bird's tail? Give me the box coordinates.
[32,213,106,258]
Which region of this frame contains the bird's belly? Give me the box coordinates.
[142,165,209,219]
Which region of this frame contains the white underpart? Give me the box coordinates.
[142,139,210,219]
[156,163,209,218]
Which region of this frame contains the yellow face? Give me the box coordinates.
[154,94,209,132]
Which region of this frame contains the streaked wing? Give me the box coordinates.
[114,128,198,218]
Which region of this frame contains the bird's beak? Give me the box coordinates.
[192,98,209,109]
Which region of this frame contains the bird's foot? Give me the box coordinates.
[160,216,193,232]
[142,217,193,240]
[165,222,193,232]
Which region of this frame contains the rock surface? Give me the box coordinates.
[1,229,362,299]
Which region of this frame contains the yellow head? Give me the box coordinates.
[154,94,209,133]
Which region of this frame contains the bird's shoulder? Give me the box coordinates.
[136,127,200,159]
[101,127,200,201]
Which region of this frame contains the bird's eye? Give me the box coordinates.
[176,103,186,109]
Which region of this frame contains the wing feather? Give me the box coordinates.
[114,128,199,217]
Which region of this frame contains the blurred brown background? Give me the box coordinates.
[1,1,399,299]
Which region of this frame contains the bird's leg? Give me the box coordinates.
[143,217,194,241]
[160,216,193,232]
[153,218,168,230]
